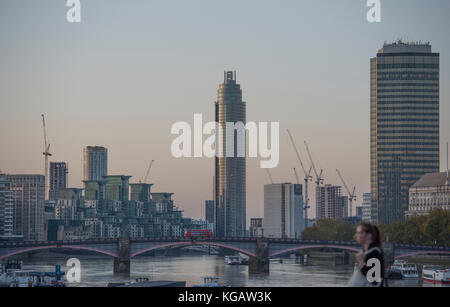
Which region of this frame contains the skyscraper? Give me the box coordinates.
[83,146,108,181]
[0,174,14,237]
[6,175,45,241]
[362,193,372,222]
[370,41,440,224]
[263,183,304,239]
[215,71,246,237]
[49,162,68,201]
[204,200,215,225]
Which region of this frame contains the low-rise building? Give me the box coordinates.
[58,224,93,241]
[249,218,263,237]
[406,172,450,217]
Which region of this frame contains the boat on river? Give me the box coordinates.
[422,266,450,284]
[390,260,419,279]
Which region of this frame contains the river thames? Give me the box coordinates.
[10,251,448,287]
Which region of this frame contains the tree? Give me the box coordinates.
[303,211,450,246]
[423,209,450,246]
[302,219,355,241]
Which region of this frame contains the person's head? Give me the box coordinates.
[355,223,382,247]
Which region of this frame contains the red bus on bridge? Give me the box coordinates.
[185,229,213,240]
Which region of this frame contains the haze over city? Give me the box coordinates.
[1,0,449,222]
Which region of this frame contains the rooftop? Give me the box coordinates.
[379,40,432,54]
[411,172,449,188]
[223,71,237,84]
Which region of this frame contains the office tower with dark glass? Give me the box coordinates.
[370,41,440,224]
[49,162,68,201]
[205,200,215,225]
[215,71,246,237]
[83,146,108,181]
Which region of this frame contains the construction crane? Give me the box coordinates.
[287,130,312,228]
[41,114,52,201]
[142,160,155,184]
[293,168,300,185]
[265,169,274,184]
[304,141,324,186]
[336,168,356,217]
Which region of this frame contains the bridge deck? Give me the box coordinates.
[0,239,449,261]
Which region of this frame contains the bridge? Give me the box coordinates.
[1,238,449,275]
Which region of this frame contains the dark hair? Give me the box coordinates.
[359,223,382,247]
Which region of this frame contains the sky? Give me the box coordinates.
[0,0,449,221]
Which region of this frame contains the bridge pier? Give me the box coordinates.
[249,238,269,274]
[113,238,130,277]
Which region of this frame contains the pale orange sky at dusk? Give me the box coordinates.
[1,1,449,222]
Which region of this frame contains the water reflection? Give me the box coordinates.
[11,252,448,287]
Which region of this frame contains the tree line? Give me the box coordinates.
[302,209,450,246]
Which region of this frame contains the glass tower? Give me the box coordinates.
[83,146,108,181]
[49,162,68,201]
[370,41,440,224]
[215,71,246,237]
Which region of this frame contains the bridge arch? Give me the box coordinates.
[395,250,450,259]
[130,241,257,258]
[270,244,361,258]
[0,244,118,261]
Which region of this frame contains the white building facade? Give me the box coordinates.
[263,183,304,239]
[406,172,450,217]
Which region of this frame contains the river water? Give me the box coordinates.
[11,251,446,287]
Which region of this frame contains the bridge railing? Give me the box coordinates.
[0,238,120,247]
[1,237,449,251]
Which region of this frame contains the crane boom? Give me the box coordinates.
[42,115,47,152]
[304,141,323,185]
[287,130,312,230]
[265,169,274,184]
[143,160,155,184]
[41,114,52,201]
[336,168,356,217]
[336,169,353,197]
[287,130,308,176]
[41,115,51,154]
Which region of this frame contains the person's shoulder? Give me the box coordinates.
[365,245,383,259]
[367,246,382,253]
